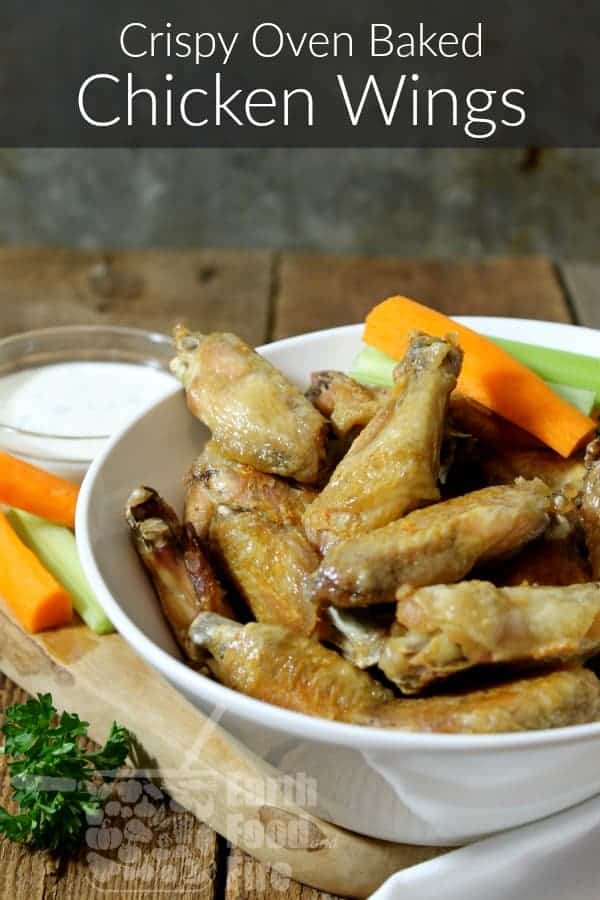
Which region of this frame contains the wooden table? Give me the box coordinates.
[0,249,597,899]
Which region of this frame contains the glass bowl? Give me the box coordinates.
[0,325,177,482]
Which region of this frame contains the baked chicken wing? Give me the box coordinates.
[171,327,327,483]
[380,580,600,693]
[303,333,463,551]
[306,371,389,438]
[126,487,232,661]
[185,439,316,533]
[582,439,600,579]
[210,509,320,636]
[355,668,600,733]
[310,479,552,607]
[190,614,393,720]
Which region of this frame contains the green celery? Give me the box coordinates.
[489,337,600,404]
[544,381,595,415]
[6,509,113,635]
[350,345,396,386]
[350,346,596,415]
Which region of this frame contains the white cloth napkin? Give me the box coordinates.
[369,794,600,900]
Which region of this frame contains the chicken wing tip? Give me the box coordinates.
[189,611,241,647]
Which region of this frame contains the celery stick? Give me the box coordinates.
[489,337,600,404]
[350,346,596,415]
[350,346,396,386]
[545,382,596,415]
[6,508,114,635]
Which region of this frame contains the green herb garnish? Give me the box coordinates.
[0,693,130,853]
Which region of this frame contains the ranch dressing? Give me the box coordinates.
[0,362,177,482]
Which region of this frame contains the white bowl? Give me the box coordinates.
[77,317,600,846]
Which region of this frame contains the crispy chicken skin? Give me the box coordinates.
[190,614,393,720]
[306,371,389,437]
[582,439,600,579]
[126,487,232,661]
[303,333,463,551]
[310,479,552,607]
[480,448,585,496]
[381,581,600,693]
[210,509,320,636]
[171,327,327,483]
[355,668,600,733]
[185,440,316,531]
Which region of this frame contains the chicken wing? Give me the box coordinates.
[303,333,463,551]
[126,487,232,661]
[582,439,600,579]
[310,479,552,607]
[322,607,392,669]
[355,668,600,733]
[480,448,585,496]
[171,327,327,483]
[210,509,320,636]
[308,369,468,490]
[380,581,600,693]
[306,371,389,437]
[185,439,316,531]
[190,613,393,720]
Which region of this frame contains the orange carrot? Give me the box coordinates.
[0,451,79,528]
[364,296,595,457]
[0,510,72,632]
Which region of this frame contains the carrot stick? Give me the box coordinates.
[0,511,72,632]
[0,451,79,529]
[364,296,595,457]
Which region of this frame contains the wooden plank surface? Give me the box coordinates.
[560,261,600,328]
[273,254,571,338]
[0,247,274,346]
[1,679,220,900]
[0,249,582,900]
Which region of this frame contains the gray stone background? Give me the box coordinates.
[0,148,598,259]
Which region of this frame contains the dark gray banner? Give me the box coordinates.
[1,1,598,146]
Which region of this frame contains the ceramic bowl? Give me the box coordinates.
[77,318,600,846]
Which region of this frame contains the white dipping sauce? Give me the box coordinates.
[0,362,177,482]
[0,362,176,436]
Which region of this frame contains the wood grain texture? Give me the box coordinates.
[0,247,274,346]
[0,675,220,900]
[560,261,600,328]
[224,846,335,900]
[273,254,571,339]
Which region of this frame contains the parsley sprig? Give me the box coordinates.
[0,693,130,853]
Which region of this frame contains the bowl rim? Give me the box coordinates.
[76,317,600,752]
[0,324,173,441]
